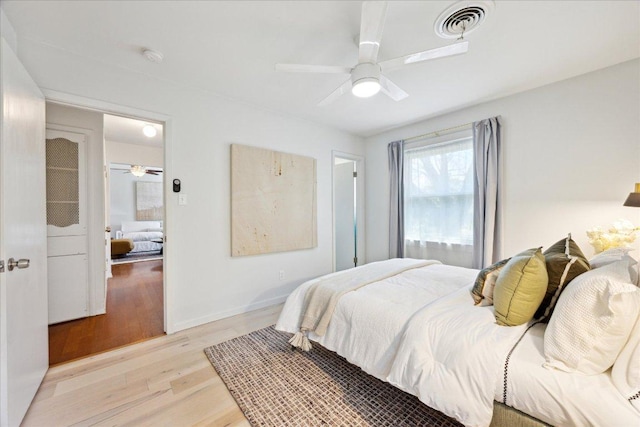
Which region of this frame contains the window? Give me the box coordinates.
[404,133,474,249]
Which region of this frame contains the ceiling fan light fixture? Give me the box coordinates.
[130,165,147,177]
[351,62,382,98]
[352,78,381,98]
[142,124,157,137]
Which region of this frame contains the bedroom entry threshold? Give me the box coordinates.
[48,259,165,365]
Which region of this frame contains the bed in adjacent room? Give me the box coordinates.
[276,240,640,427]
[116,220,163,253]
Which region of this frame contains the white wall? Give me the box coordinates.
[106,140,163,168]
[46,103,107,315]
[19,39,365,333]
[366,59,640,263]
[109,169,163,238]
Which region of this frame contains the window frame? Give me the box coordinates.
[403,128,474,246]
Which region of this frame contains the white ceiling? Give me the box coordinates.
[3,1,639,137]
[103,114,163,147]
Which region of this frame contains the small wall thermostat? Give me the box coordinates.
[173,179,181,193]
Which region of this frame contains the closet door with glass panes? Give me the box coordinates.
[46,129,89,324]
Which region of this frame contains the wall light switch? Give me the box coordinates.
[178,194,188,205]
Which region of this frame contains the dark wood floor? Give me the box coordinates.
[48,259,164,365]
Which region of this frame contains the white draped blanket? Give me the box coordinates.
[277,261,478,380]
[299,258,438,336]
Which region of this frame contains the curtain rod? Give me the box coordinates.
[404,121,473,143]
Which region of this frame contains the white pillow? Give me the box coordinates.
[543,261,640,375]
[612,313,640,412]
[590,247,637,267]
[590,247,638,283]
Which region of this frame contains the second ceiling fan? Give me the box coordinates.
[111,165,163,177]
[276,1,470,106]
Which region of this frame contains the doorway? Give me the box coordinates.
[46,106,167,365]
[333,152,365,272]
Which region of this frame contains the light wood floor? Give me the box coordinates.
[48,259,165,365]
[23,303,283,426]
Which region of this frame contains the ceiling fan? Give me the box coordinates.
[111,165,163,177]
[275,1,469,106]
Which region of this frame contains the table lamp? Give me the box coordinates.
[623,183,640,207]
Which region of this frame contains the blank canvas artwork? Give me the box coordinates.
[231,144,317,256]
[136,181,163,221]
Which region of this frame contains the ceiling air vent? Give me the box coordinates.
[434,1,494,39]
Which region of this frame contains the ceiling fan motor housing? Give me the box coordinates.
[351,62,381,86]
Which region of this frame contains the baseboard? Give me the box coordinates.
[170,294,288,333]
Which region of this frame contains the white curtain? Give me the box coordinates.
[404,240,473,266]
[404,137,474,267]
[472,117,502,269]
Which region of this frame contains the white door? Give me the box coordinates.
[334,159,357,271]
[0,38,48,427]
[104,163,112,281]
[45,129,89,324]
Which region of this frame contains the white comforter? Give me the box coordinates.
[277,261,529,427]
[277,263,477,381]
[386,285,529,427]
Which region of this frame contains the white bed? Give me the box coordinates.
[276,259,640,427]
[116,220,163,253]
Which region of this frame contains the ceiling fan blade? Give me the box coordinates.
[358,1,388,63]
[380,41,469,72]
[275,64,351,74]
[317,79,352,107]
[379,75,409,101]
[145,171,159,175]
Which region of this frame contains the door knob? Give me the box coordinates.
[7,258,30,271]
[105,226,111,232]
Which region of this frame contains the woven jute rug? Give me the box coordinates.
[204,326,462,427]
